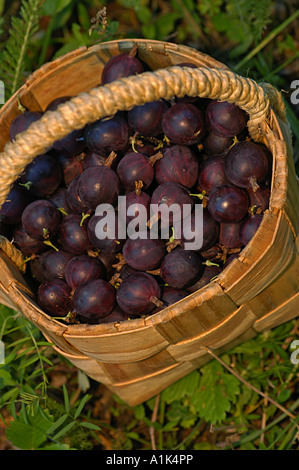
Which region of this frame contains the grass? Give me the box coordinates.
[0,0,298,451]
[0,303,299,450]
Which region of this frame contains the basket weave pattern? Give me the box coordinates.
[0,40,298,406]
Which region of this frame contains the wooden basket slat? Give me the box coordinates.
[146,282,237,342]
[99,349,178,384]
[189,326,258,369]
[63,325,170,363]
[48,342,115,385]
[253,291,299,333]
[219,211,296,305]
[166,305,256,362]
[30,52,103,111]
[108,361,196,407]
[247,240,299,318]
[273,116,299,233]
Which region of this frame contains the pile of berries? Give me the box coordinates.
[0,46,272,325]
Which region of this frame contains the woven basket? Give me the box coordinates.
[0,39,298,407]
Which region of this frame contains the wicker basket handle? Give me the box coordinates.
[0,65,287,209]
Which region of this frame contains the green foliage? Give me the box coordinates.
[193,362,240,424]
[211,0,273,57]
[0,0,45,99]
[0,305,101,450]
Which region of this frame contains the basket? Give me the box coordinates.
[0,39,298,407]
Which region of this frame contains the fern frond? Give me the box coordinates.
[0,0,45,100]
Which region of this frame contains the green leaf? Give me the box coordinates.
[52,421,76,440]
[42,0,73,16]
[161,370,200,404]
[155,12,181,39]
[0,369,12,381]
[46,414,69,435]
[192,361,240,424]
[79,422,101,431]
[0,0,45,97]
[62,384,70,413]
[5,406,53,450]
[6,420,47,449]
[74,394,91,419]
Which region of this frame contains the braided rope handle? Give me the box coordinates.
[0,65,287,209]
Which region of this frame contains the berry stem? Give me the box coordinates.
[203,260,220,267]
[149,150,164,166]
[44,240,59,252]
[249,176,260,192]
[105,151,117,168]
[135,180,144,196]
[19,181,32,191]
[128,44,138,58]
[146,269,161,276]
[17,96,26,113]
[58,207,68,216]
[80,213,91,226]
[150,296,164,308]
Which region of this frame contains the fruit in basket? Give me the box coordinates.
[123,185,151,225]
[177,208,220,252]
[87,212,124,253]
[247,185,270,212]
[128,100,169,137]
[39,250,73,281]
[57,153,84,186]
[65,254,107,290]
[101,45,144,85]
[224,141,269,190]
[73,279,116,323]
[162,103,206,145]
[5,51,274,326]
[37,279,73,317]
[116,152,154,191]
[207,185,250,223]
[151,182,194,228]
[58,214,92,255]
[20,153,63,197]
[0,184,33,225]
[197,155,229,195]
[49,188,72,215]
[240,214,264,245]
[219,222,242,249]
[65,176,91,215]
[13,225,47,256]
[122,233,167,271]
[22,200,61,241]
[77,166,120,210]
[206,100,248,137]
[9,111,42,141]
[116,272,162,316]
[84,114,130,156]
[155,145,200,189]
[161,286,190,307]
[160,248,204,289]
[202,131,233,156]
